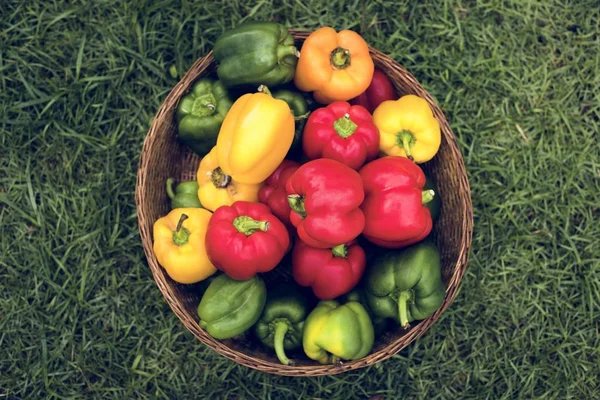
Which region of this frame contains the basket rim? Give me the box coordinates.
[135,29,474,377]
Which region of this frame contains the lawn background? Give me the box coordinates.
[1,0,599,399]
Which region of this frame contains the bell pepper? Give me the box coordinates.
[272,89,310,160]
[152,208,216,284]
[294,27,374,104]
[197,273,267,340]
[196,147,262,212]
[364,241,445,329]
[254,284,310,365]
[302,101,380,170]
[258,160,301,228]
[339,288,388,337]
[205,201,290,281]
[303,300,374,364]
[213,21,299,88]
[166,178,202,209]
[285,158,365,248]
[292,239,366,300]
[349,68,397,113]
[373,94,441,163]
[216,85,295,185]
[359,156,434,248]
[175,78,234,156]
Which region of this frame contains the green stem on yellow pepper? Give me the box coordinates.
[211,167,231,188]
[330,47,351,69]
[396,130,416,161]
[172,214,190,246]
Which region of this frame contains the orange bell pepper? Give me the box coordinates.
[294,27,374,104]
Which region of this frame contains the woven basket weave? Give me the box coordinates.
[135,30,473,376]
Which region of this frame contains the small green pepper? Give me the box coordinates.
[197,274,267,340]
[272,89,309,160]
[166,178,202,209]
[364,241,445,329]
[254,285,309,365]
[175,78,234,157]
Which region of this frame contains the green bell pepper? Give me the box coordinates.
[197,273,267,340]
[272,89,309,160]
[424,173,441,222]
[339,288,388,337]
[213,21,298,88]
[303,300,374,364]
[254,285,309,365]
[364,241,446,329]
[175,78,234,157]
[166,178,202,209]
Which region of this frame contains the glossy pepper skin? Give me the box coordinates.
[349,68,397,113]
[152,208,217,284]
[303,300,374,364]
[286,159,365,248]
[364,241,445,329]
[302,101,380,170]
[373,95,441,163]
[339,288,388,337]
[213,22,299,88]
[258,160,301,228]
[197,147,261,212]
[272,89,310,160]
[292,239,366,300]
[205,201,290,281]
[254,284,310,365]
[197,273,267,340]
[166,178,202,209]
[175,78,234,156]
[294,27,374,104]
[359,156,434,248]
[216,86,295,185]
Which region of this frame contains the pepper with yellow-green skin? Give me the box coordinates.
[302,300,374,364]
[373,94,441,164]
[216,86,295,185]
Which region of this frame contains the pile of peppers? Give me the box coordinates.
[152,21,449,366]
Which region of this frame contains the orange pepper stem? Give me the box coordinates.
[331,244,348,258]
[330,47,351,69]
[422,189,435,205]
[333,113,357,138]
[396,130,416,161]
[233,215,269,236]
[211,167,231,188]
[287,194,307,218]
[173,213,190,246]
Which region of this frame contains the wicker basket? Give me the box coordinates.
[135,30,473,376]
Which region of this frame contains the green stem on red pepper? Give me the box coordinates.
[233,216,269,236]
[422,189,435,204]
[331,244,348,258]
[333,113,357,138]
[287,194,307,218]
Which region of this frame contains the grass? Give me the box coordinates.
[1,0,599,398]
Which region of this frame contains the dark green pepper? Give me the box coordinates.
[254,285,309,365]
[364,241,445,329]
[175,78,234,156]
[272,89,309,160]
[213,21,298,88]
[197,274,267,339]
[166,178,202,209]
[424,173,441,222]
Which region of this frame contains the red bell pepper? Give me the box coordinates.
[292,239,366,300]
[349,68,397,113]
[359,156,434,248]
[302,101,380,170]
[285,158,365,248]
[258,160,301,228]
[205,201,290,280]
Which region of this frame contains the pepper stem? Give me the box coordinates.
[233,215,269,236]
[210,167,231,188]
[333,113,357,138]
[287,195,306,218]
[331,244,348,258]
[166,178,176,200]
[422,189,435,204]
[396,130,416,161]
[191,93,217,117]
[397,290,412,329]
[257,85,272,97]
[330,47,351,69]
[273,321,292,366]
[276,45,299,61]
[172,214,190,246]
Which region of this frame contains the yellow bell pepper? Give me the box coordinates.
[197,146,262,212]
[373,95,441,164]
[216,86,295,184]
[153,208,216,284]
